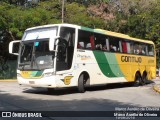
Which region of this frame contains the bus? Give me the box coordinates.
[9,24,156,93]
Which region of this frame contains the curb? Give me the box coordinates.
[153,85,160,93]
[0,80,17,82]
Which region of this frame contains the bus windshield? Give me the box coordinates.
[19,39,54,70]
[18,26,75,71]
[18,27,58,70]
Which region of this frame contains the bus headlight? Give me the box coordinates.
[43,72,53,77]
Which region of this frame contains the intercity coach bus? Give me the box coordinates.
[9,24,156,92]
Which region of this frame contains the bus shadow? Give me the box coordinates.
[145,80,155,84]
[23,87,78,96]
[87,80,155,91]
[23,80,155,95]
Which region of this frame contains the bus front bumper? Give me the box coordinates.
[17,76,63,88]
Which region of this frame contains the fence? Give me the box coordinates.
[0,60,17,79]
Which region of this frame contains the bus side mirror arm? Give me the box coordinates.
[9,40,20,55]
[49,36,60,52]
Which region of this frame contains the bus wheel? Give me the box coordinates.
[142,72,147,85]
[134,73,143,86]
[78,74,86,93]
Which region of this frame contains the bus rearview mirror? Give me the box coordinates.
[49,36,60,51]
[9,40,20,55]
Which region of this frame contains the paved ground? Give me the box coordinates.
[0,78,160,120]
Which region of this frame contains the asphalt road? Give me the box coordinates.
[0,79,160,120]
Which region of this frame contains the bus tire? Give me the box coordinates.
[133,72,143,86]
[78,74,86,93]
[142,72,147,85]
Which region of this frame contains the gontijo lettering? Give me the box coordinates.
[121,56,142,63]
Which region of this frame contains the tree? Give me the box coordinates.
[0,0,61,60]
[2,0,40,6]
[65,2,106,28]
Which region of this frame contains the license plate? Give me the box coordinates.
[29,81,35,84]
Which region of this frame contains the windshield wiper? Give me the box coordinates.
[31,43,39,69]
[19,62,30,70]
[19,63,30,66]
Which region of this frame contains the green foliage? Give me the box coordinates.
[113,0,160,66]
[0,0,160,78]
[65,2,106,28]
[0,0,159,44]
[127,1,160,46]
[108,0,160,46]
[0,0,61,40]
[0,0,160,67]
[0,0,106,40]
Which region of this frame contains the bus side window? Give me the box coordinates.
[133,43,139,54]
[108,36,121,52]
[145,45,149,55]
[130,43,134,54]
[121,40,131,54]
[110,44,116,52]
[133,43,147,55]
[95,44,102,50]
[90,36,95,49]
[78,29,94,50]
[148,44,154,56]
[140,44,146,55]
[122,41,127,53]
[94,33,110,51]
[78,42,84,49]
[86,43,91,49]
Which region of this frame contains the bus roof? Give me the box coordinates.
[25,23,154,45]
[94,29,154,45]
[25,24,80,31]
